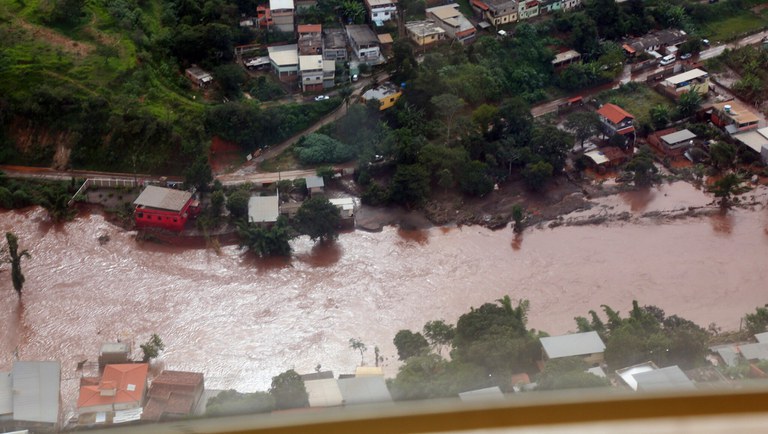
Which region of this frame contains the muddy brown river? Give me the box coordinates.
[1,181,767,419]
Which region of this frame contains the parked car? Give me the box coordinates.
[680,53,692,60]
[314,95,330,101]
[702,39,710,46]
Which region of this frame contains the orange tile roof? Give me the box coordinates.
[597,103,634,124]
[298,24,322,33]
[77,364,148,409]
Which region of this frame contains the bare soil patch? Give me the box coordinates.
[15,18,94,57]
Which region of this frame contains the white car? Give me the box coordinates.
[314,95,330,101]
[680,53,692,60]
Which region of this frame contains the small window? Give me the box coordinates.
[174,218,178,222]
[137,213,144,219]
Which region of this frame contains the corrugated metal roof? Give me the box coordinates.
[739,343,768,361]
[541,331,606,359]
[337,377,392,405]
[633,366,696,392]
[133,186,192,212]
[734,131,768,153]
[458,387,504,402]
[12,361,60,424]
[305,175,325,189]
[660,129,696,145]
[616,362,657,391]
[268,44,299,67]
[716,347,740,367]
[248,196,280,223]
[664,68,708,86]
[584,150,609,165]
[0,371,11,415]
[305,379,343,408]
[756,332,768,344]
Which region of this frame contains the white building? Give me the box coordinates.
[365,0,398,25]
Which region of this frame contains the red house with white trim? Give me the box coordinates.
[133,186,199,232]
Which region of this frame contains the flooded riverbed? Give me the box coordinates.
[1,184,768,417]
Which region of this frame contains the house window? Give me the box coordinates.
[174,218,178,222]
[137,213,144,219]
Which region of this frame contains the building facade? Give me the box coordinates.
[133,186,199,232]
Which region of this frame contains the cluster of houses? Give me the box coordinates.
[132,177,358,232]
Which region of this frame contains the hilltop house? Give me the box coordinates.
[346,25,381,64]
[298,24,323,55]
[425,4,476,44]
[185,66,213,88]
[517,0,539,20]
[299,55,324,92]
[133,185,199,232]
[365,0,398,25]
[269,0,295,33]
[323,28,348,61]
[597,103,635,140]
[406,20,446,46]
[540,331,606,367]
[470,0,518,27]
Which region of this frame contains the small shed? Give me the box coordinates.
[304,175,325,196]
[185,66,213,88]
[540,331,606,366]
[329,197,356,219]
[633,366,696,392]
[650,128,697,158]
[99,342,131,368]
[616,361,659,391]
[248,195,280,224]
[12,361,61,425]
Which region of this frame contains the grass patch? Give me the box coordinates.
[595,83,674,129]
[700,11,768,43]
[260,147,300,172]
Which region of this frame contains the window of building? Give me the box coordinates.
[138,213,144,219]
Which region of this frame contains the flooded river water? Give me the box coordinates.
[1,182,768,418]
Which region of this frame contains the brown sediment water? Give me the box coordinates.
[1,183,767,418]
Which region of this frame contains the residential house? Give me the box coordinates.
[77,364,148,423]
[362,82,402,110]
[11,361,61,427]
[471,0,517,27]
[426,4,476,44]
[305,175,325,196]
[583,147,630,171]
[597,103,636,139]
[710,100,760,135]
[300,371,335,382]
[300,55,324,92]
[298,24,323,55]
[405,20,446,46]
[739,343,768,362]
[346,25,381,64]
[540,0,580,12]
[632,366,696,392]
[648,128,697,158]
[304,379,343,408]
[540,331,606,366]
[248,195,280,224]
[365,0,398,25]
[623,29,688,56]
[517,0,539,20]
[337,376,393,405]
[133,185,200,232]
[323,28,348,61]
[355,366,384,377]
[142,371,205,422]
[663,68,710,96]
[552,49,581,69]
[268,44,300,82]
[458,387,504,402]
[731,128,768,163]
[269,0,295,33]
[185,66,213,88]
[256,5,273,28]
[378,33,394,57]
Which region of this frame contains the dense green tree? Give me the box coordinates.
[389,354,490,401]
[708,141,737,171]
[537,358,609,391]
[677,91,703,118]
[206,390,275,416]
[565,111,601,149]
[210,190,225,220]
[270,369,308,410]
[744,305,768,336]
[389,164,430,208]
[294,133,355,165]
[457,160,494,197]
[431,93,466,143]
[185,156,213,192]
[708,172,747,209]
[214,64,247,99]
[530,125,573,173]
[393,330,430,361]
[650,105,671,130]
[140,334,165,362]
[625,147,658,187]
[4,232,30,296]
[226,189,250,219]
[293,197,341,242]
[237,216,295,257]
[423,320,455,356]
[349,338,367,365]
[522,160,553,191]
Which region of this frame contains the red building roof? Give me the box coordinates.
[471,0,489,11]
[77,364,149,410]
[597,103,634,124]
[141,371,204,422]
[298,24,322,33]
